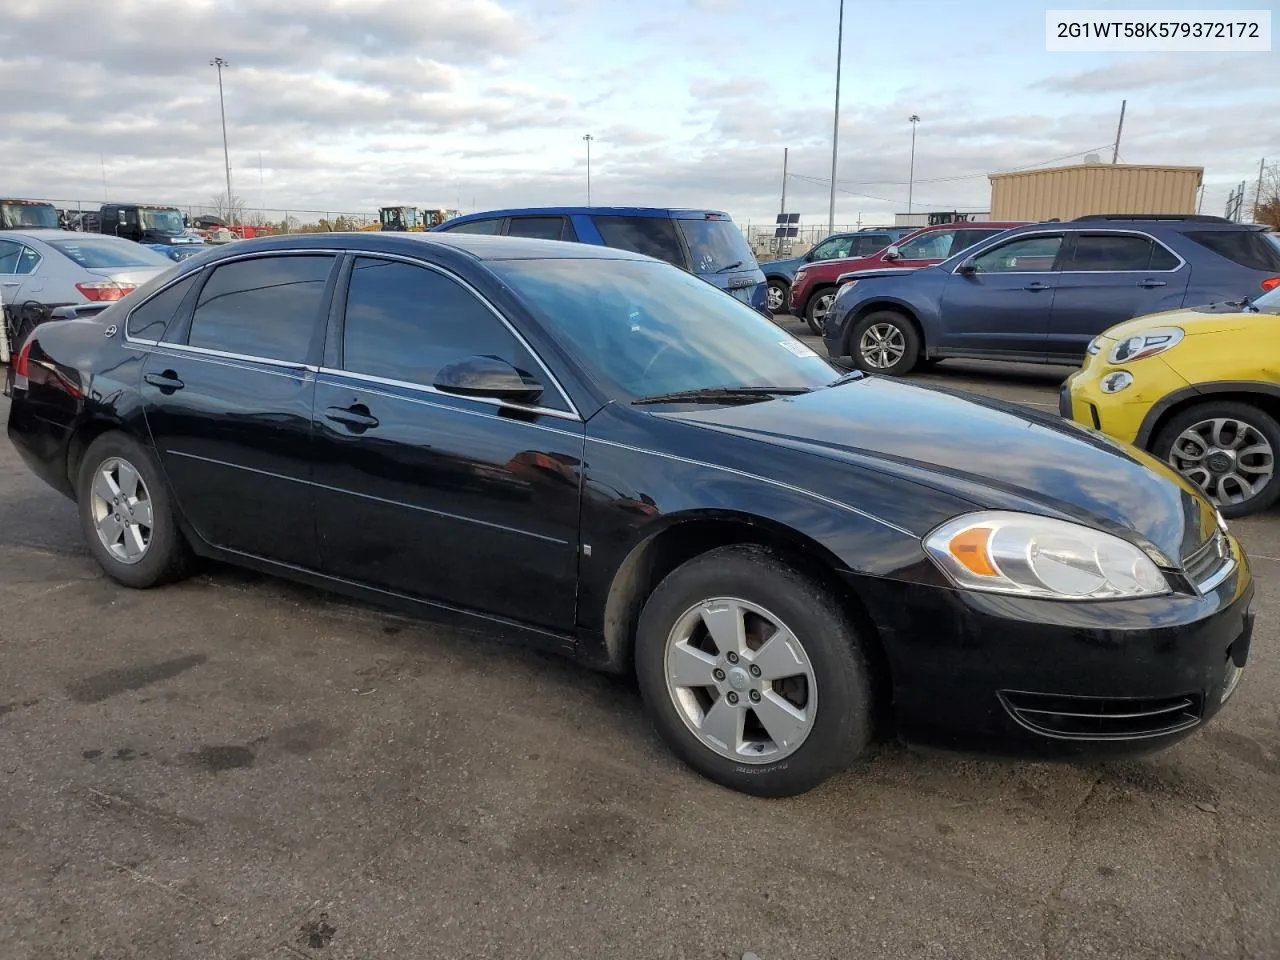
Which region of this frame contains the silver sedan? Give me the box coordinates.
[0,229,173,309]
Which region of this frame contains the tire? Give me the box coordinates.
[766,279,789,315]
[804,287,835,335]
[1151,400,1280,519]
[76,431,193,588]
[635,544,873,797]
[850,310,921,376]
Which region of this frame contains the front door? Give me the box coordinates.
[936,232,1065,358]
[1046,232,1191,362]
[311,256,583,630]
[139,254,336,567]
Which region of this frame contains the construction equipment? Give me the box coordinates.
[379,206,420,231]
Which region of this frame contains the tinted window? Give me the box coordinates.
[446,218,502,235]
[127,274,197,341]
[952,229,1003,254]
[970,235,1062,273]
[46,237,171,269]
[506,217,569,241]
[897,230,956,259]
[1149,243,1179,270]
[1070,234,1159,271]
[592,216,686,268]
[810,236,854,260]
[1185,230,1280,272]
[850,235,891,256]
[676,218,756,273]
[342,258,558,406]
[188,255,333,361]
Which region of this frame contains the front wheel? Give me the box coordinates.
[1152,401,1280,518]
[804,289,835,335]
[766,279,789,314]
[850,310,921,376]
[635,545,873,797]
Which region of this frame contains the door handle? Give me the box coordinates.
[324,404,379,431]
[143,370,184,392]
[1023,281,1052,292]
[1137,279,1167,288]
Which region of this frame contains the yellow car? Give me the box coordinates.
[1064,287,1280,518]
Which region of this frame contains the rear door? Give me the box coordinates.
[936,232,1065,357]
[1046,232,1189,362]
[0,238,42,304]
[138,253,336,566]
[505,216,578,242]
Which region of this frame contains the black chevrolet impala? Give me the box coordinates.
[5,232,1254,796]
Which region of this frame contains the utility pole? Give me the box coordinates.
[907,115,920,214]
[779,147,789,219]
[582,134,594,206]
[258,152,265,225]
[827,0,844,235]
[1254,157,1266,219]
[1197,183,1205,214]
[210,57,235,228]
[1111,99,1126,164]
[100,154,108,204]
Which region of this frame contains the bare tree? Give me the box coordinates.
[210,192,247,226]
[1252,162,1280,231]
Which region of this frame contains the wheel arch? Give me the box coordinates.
[598,511,893,727]
[66,416,142,499]
[1135,381,1280,450]
[842,300,926,357]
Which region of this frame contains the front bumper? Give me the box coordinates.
[1062,350,1186,447]
[853,544,1254,758]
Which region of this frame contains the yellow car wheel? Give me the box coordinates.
[1152,400,1280,518]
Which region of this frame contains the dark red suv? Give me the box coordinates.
[788,222,1027,333]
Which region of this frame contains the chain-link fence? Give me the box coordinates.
[31,197,380,234]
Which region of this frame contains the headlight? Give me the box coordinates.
[924,511,1169,601]
[1107,327,1183,364]
[1100,370,1133,394]
[837,279,858,295]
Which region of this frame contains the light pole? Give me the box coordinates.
[827,0,844,234]
[583,134,594,206]
[210,57,235,228]
[907,115,920,215]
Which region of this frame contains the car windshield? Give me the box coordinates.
[676,217,757,274]
[895,231,954,259]
[493,258,837,400]
[1,202,58,229]
[46,237,172,269]
[140,209,185,234]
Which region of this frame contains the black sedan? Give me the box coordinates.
[5,232,1254,796]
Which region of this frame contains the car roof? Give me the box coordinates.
[190,230,651,262]
[1014,216,1265,234]
[0,228,132,242]
[444,206,731,222]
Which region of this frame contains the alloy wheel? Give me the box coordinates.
[811,293,834,326]
[858,322,907,370]
[1168,417,1275,507]
[89,456,154,564]
[663,597,817,764]
[767,284,786,313]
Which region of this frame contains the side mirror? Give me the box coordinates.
[883,245,901,261]
[434,355,544,404]
[958,258,979,275]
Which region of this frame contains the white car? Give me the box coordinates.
[0,229,172,309]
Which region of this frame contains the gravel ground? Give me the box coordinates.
[3,327,1278,959]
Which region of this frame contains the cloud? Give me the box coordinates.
[1034,52,1274,96]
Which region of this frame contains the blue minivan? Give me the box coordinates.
[432,207,770,314]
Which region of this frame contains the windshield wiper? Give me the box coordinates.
[715,261,745,274]
[632,386,811,405]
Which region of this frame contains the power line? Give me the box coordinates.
[792,144,1119,189]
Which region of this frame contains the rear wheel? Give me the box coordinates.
[850,310,921,376]
[804,288,835,335]
[1152,401,1280,519]
[76,432,193,588]
[766,279,789,314]
[635,545,873,797]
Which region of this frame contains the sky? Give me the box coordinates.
[1,0,1276,227]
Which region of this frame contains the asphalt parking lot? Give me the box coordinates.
[3,321,1279,960]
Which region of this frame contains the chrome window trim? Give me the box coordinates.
[149,345,314,381]
[585,435,916,537]
[338,251,581,420]
[123,270,201,340]
[950,228,1186,276]
[316,370,584,427]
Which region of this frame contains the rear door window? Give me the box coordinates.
[896,230,957,260]
[1184,230,1280,272]
[127,274,198,341]
[506,216,576,241]
[952,229,1004,255]
[444,218,502,235]
[849,235,890,256]
[187,255,334,362]
[592,216,687,268]
[1069,233,1164,271]
[0,240,40,275]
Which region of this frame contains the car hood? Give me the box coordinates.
[665,376,1216,564]
[1097,303,1263,341]
[836,266,919,283]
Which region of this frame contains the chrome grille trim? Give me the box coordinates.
[1182,530,1235,595]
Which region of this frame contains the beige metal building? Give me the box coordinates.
[989,162,1203,221]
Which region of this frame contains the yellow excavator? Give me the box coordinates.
[373,207,458,231]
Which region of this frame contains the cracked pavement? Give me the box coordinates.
[2,331,1279,959]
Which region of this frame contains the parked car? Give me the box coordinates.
[760,227,916,314]
[1064,283,1280,517]
[6,232,1253,797]
[433,206,771,315]
[0,198,59,230]
[98,204,189,245]
[790,222,1027,334]
[0,229,172,309]
[824,215,1280,375]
